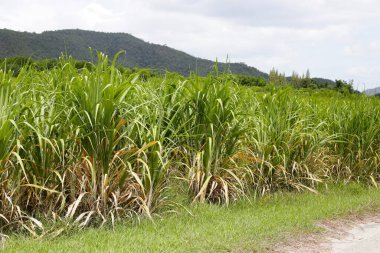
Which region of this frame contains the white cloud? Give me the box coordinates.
[80,3,122,29]
[370,41,380,51]
[348,66,380,76]
[0,0,379,89]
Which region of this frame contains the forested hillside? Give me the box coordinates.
[0,28,267,77]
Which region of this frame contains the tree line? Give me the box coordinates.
[1,56,356,93]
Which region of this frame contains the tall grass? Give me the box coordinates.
[1,52,380,238]
[322,96,380,183]
[242,89,329,194]
[179,71,247,204]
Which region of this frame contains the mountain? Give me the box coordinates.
[0,28,267,77]
[311,77,336,87]
[364,87,380,96]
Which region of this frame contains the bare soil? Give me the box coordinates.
[271,212,380,253]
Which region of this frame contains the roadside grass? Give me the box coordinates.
[3,183,380,253]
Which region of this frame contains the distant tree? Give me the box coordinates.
[234,75,267,87]
[299,69,313,88]
[0,56,34,76]
[335,79,344,89]
[269,68,287,86]
[291,71,301,88]
[305,69,311,80]
[316,82,328,89]
[0,29,269,78]
[335,79,354,94]
[290,69,315,88]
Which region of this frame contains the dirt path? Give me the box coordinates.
[273,213,380,253]
[327,220,380,253]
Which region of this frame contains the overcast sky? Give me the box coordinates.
[1,0,379,90]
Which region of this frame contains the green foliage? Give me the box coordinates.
[269,68,287,86]
[181,70,247,203]
[0,56,95,76]
[5,183,380,253]
[0,29,267,77]
[1,52,380,240]
[335,79,354,94]
[234,75,267,87]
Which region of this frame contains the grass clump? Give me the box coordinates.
[1,51,380,240]
[3,183,380,252]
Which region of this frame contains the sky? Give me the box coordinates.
[1,0,379,90]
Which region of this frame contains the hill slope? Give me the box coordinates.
[364,87,380,96]
[0,28,267,77]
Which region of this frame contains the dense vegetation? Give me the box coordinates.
[5,184,380,252]
[1,52,380,240]
[0,56,351,93]
[0,29,267,77]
